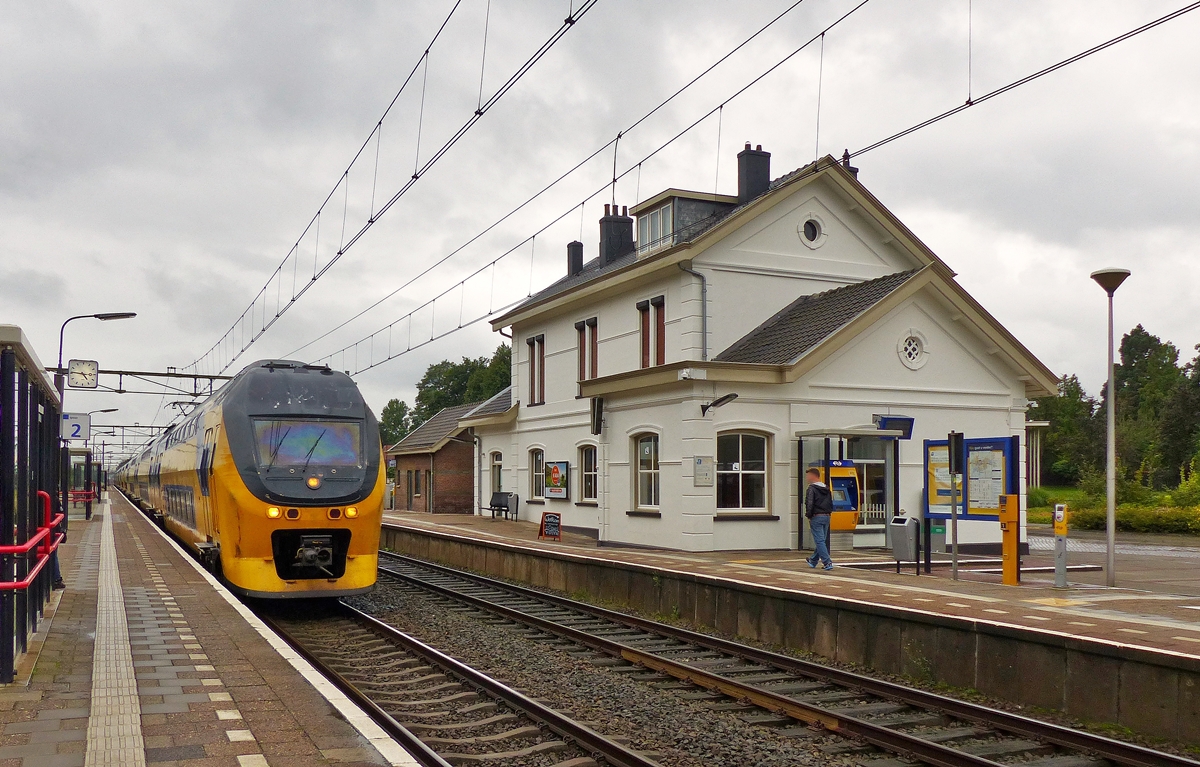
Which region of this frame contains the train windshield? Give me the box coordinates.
[253,419,361,468]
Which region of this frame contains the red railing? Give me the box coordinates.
[0,490,64,591]
[68,490,96,505]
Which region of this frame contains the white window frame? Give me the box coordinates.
[637,202,673,254]
[530,448,545,500]
[634,434,660,509]
[490,451,503,494]
[716,432,769,511]
[580,444,598,502]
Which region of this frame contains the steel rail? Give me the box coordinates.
[344,604,661,767]
[379,561,1000,767]
[265,601,660,767]
[380,552,1200,767]
[257,609,453,767]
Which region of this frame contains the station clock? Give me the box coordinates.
[67,359,100,389]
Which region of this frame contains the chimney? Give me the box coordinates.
[737,143,771,204]
[567,240,584,277]
[599,204,634,266]
[841,149,859,179]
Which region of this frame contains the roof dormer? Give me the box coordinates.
[631,189,738,257]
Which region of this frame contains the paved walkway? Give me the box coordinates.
[0,495,408,767]
[385,510,1200,659]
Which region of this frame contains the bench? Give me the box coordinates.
[486,492,518,521]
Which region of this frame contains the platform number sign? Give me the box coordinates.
[62,412,91,441]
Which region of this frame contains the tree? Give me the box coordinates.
[1028,375,1102,485]
[379,399,414,448]
[1108,325,1186,487]
[411,344,512,425]
[465,344,511,403]
[1157,344,1200,486]
[413,357,488,424]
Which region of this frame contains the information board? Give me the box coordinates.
[693,455,714,486]
[545,461,569,499]
[538,511,562,541]
[923,436,1019,521]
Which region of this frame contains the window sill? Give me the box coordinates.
[575,501,598,507]
[526,498,545,505]
[626,510,661,518]
[714,513,780,521]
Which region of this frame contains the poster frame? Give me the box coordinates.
[923,435,1019,522]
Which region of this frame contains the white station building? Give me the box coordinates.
[461,147,1057,553]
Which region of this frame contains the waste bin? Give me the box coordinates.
[890,515,920,563]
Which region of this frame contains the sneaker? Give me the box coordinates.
[52,579,66,590]
[806,558,817,568]
[822,564,834,571]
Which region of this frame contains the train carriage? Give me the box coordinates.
[116,360,383,598]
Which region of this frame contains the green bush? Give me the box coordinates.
[1067,505,1200,534]
[1027,486,1052,508]
[1170,460,1200,508]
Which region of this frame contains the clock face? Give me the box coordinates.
[67,359,100,389]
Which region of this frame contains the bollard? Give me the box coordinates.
[1053,503,1069,589]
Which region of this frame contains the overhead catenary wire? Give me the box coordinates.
[284,0,820,360]
[181,0,599,377]
[851,0,1200,159]
[313,0,1199,383]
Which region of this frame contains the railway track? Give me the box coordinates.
[377,552,1200,767]
[259,601,660,767]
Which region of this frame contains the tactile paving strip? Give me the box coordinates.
[84,510,146,766]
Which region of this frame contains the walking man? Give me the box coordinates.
[804,467,834,570]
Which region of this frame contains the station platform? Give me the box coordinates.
[382,510,1200,659]
[0,494,414,767]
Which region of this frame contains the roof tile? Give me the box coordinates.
[714,270,918,365]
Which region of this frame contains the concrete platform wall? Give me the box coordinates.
[380,523,1200,743]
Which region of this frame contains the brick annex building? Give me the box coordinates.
[386,402,478,514]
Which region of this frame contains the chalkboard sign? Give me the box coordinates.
[538,511,562,542]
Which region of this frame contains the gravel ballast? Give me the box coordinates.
[349,579,846,767]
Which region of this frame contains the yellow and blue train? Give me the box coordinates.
[115,360,383,598]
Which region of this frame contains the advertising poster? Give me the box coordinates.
[926,443,952,515]
[545,461,569,499]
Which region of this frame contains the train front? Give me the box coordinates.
[216,361,383,598]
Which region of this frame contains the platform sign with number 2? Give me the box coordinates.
[61,413,91,441]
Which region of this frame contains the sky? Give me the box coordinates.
[3,0,1199,464]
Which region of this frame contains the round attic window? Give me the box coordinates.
[797,214,827,250]
[897,330,930,370]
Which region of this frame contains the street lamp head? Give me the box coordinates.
[1090,268,1130,297]
[94,312,137,321]
[88,408,118,415]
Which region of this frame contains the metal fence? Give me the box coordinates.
[0,326,66,683]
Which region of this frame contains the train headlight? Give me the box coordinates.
[344,506,358,518]
[267,506,281,519]
[306,476,321,489]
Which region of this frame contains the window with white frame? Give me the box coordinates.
[526,335,545,405]
[490,451,503,494]
[636,296,665,368]
[637,203,673,254]
[530,448,545,499]
[716,433,768,510]
[580,445,598,502]
[575,317,598,392]
[635,434,660,508]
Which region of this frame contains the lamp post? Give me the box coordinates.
[55,312,137,398]
[1090,268,1130,588]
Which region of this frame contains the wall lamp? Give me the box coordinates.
[701,392,739,416]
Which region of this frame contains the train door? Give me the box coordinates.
[196,427,217,537]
